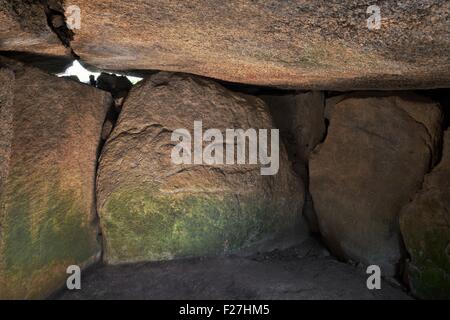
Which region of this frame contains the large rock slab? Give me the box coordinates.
[97,72,306,264]
[400,130,450,299]
[0,1,70,60]
[0,58,111,299]
[309,93,442,276]
[64,0,450,89]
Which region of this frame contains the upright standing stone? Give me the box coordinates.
[400,130,450,299]
[97,72,307,264]
[309,93,442,275]
[0,58,111,299]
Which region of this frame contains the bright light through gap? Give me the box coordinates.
[57,60,142,85]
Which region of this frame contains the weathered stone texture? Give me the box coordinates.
[64,0,450,89]
[310,93,442,275]
[400,130,450,299]
[97,72,307,264]
[0,58,111,299]
[0,1,69,58]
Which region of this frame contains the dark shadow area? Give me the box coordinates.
[0,51,71,74]
[417,89,450,130]
[52,238,410,300]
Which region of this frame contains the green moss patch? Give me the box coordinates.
[102,188,297,264]
[402,197,450,299]
[0,171,99,298]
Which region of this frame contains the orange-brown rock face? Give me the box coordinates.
[0,58,111,299]
[64,0,450,89]
[309,93,443,276]
[96,72,307,264]
[0,1,70,58]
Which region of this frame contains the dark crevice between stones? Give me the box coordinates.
[415,89,450,173]
[41,0,74,48]
[397,89,449,292]
[96,73,134,142]
[218,81,298,96]
[260,90,327,237]
[94,74,135,209]
[93,91,130,264]
[398,88,450,296]
[394,89,450,295]
[0,51,72,74]
[96,74,134,161]
[93,103,116,263]
[417,89,450,131]
[68,49,80,60]
[301,165,321,236]
[40,0,81,61]
[302,92,328,237]
[77,60,158,79]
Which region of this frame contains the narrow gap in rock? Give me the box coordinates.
[0,51,72,74]
[415,89,450,171]
[57,60,143,85]
[93,74,135,261]
[40,0,74,48]
[418,89,450,130]
[93,99,119,258]
[321,91,341,143]
[218,81,298,96]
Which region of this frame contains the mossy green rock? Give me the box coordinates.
[103,190,300,263]
[0,60,110,299]
[400,130,450,299]
[97,73,306,264]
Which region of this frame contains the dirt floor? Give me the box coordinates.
[55,239,411,300]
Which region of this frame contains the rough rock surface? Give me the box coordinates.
[262,92,326,232]
[309,93,442,276]
[0,58,111,299]
[262,92,326,171]
[97,72,306,265]
[64,0,450,89]
[55,240,411,300]
[0,68,14,195]
[0,1,70,60]
[400,130,450,299]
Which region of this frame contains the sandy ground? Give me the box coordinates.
[55,239,411,300]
